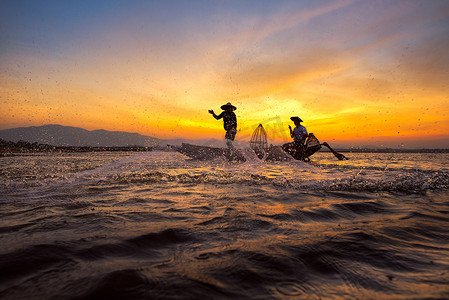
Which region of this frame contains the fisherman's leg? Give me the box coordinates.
[225,131,233,148]
[225,129,237,148]
[293,141,306,160]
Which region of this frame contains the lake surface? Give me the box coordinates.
[1,150,448,299]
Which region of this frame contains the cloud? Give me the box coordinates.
[225,0,357,49]
[217,47,352,99]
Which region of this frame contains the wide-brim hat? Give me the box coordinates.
[221,102,236,111]
[291,116,303,122]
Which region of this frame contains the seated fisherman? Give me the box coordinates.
[282,116,309,160]
[289,116,308,144]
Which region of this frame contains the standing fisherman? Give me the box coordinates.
[209,102,237,147]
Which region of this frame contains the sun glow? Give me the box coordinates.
[1,1,448,148]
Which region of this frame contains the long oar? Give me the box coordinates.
[321,142,348,160]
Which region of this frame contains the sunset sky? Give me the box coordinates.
[1,0,448,148]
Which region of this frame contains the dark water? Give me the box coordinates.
[1,151,449,299]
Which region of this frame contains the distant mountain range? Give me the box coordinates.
[2,124,447,150]
[0,124,247,148]
[0,125,161,147]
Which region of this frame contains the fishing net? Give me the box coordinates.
[250,124,268,151]
[249,124,268,159]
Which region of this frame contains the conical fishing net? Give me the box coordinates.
[250,124,268,151]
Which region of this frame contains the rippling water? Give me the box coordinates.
[1,150,449,299]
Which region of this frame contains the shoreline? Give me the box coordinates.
[1,139,448,156]
[0,139,152,156]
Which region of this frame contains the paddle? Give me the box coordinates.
[321,142,348,160]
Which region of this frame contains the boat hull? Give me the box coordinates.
[173,143,294,162]
[175,143,246,162]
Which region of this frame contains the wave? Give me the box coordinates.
[1,152,448,200]
[68,166,447,193]
[1,166,449,299]
[2,169,448,200]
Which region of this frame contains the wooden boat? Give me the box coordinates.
[281,133,347,161]
[175,143,246,162]
[173,143,292,162]
[172,124,347,162]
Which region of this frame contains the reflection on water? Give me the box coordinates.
[0,151,448,298]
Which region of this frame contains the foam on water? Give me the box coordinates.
[1,152,448,204]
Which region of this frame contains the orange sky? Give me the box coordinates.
[1,0,449,148]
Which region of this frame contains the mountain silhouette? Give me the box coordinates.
[0,125,160,147]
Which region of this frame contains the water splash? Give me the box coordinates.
[237,146,265,163]
[1,152,448,201]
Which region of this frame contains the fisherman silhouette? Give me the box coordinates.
[282,116,309,160]
[209,102,237,147]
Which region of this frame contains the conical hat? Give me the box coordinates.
[221,102,236,111]
[290,116,303,122]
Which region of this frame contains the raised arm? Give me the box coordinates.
[209,110,223,120]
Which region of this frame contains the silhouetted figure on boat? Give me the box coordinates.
[209,102,237,147]
[282,116,308,159]
[281,116,348,161]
